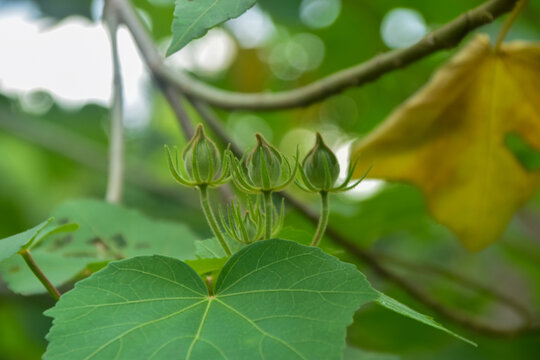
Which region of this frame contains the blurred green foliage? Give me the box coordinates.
[0,0,539,359]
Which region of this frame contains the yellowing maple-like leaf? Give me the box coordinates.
[351,34,540,251]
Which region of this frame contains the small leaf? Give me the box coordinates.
[167,0,257,56]
[0,218,53,262]
[44,239,378,360]
[375,292,476,346]
[0,199,198,295]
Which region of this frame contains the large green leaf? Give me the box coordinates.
[0,218,52,262]
[0,199,198,294]
[167,0,257,56]
[44,239,377,359]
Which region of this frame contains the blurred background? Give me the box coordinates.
[0,0,539,359]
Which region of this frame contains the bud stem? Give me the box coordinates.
[262,191,273,239]
[311,191,329,247]
[199,185,232,256]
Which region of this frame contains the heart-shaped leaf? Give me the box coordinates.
[44,239,378,359]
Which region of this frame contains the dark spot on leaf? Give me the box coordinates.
[111,234,127,248]
[87,237,110,251]
[8,265,20,273]
[64,251,97,258]
[48,235,73,250]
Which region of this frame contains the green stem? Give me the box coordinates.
[311,191,329,247]
[262,191,273,239]
[19,249,61,301]
[199,185,232,256]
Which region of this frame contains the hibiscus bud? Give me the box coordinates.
[302,133,340,191]
[182,124,220,183]
[246,133,283,190]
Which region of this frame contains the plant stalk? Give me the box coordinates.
[105,8,125,204]
[311,191,329,247]
[262,191,273,239]
[19,249,61,301]
[494,0,530,52]
[199,185,232,256]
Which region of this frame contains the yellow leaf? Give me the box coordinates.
[351,34,540,251]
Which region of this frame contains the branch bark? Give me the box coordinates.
[116,0,518,110]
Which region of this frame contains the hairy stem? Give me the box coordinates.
[104,7,125,204]
[199,185,232,256]
[19,249,61,301]
[262,191,273,239]
[494,0,530,51]
[311,191,329,247]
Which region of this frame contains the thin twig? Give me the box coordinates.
[19,249,61,301]
[116,0,518,110]
[104,1,125,204]
[157,80,195,138]
[375,252,532,324]
[494,0,530,51]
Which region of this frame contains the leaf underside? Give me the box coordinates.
[167,0,257,56]
[44,239,378,360]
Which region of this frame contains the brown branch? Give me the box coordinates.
[374,252,533,325]
[111,0,540,337]
[116,0,518,110]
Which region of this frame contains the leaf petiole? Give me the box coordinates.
[19,249,61,301]
[494,0,530,52]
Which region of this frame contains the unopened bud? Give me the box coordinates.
[246,133,283,190]
[182,124,220,183]
[302,133,340,191]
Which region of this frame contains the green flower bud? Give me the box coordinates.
[302,133,340,191]
[182,124,220,183]
[246,133,283,190]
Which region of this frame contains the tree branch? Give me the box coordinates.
[104,1,125,204]
[115,0,518,110]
